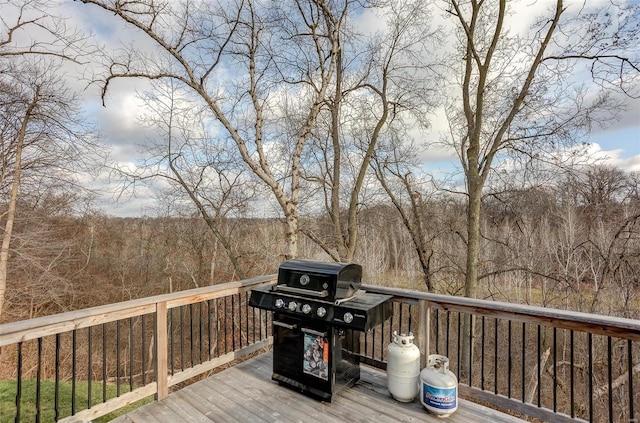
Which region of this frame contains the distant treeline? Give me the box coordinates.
[2,164,639,323]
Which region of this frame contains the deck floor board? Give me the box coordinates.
[112,352,526,423]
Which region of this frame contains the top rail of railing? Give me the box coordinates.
[0,274,277,347]
[3,277,636,346]
[362,284,640,341]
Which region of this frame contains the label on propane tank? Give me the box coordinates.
[422,383,457,410]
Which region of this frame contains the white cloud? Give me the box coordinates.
[35,0,640,216]
[583,143,640,173]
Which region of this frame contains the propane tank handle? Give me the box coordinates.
[428,354,450,372]
[401,332,414,345]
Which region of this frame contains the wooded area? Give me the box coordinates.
[1,165,639,324]
[1,0,639,325]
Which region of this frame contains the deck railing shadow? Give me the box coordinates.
[0,276,638,423]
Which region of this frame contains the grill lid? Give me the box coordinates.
[276,259,362,302]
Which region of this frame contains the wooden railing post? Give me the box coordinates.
[156,301,168,400]
[418,299,430,369]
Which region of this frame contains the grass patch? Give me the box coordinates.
[0,379,153,422]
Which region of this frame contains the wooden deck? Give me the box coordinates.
[111,352,526,423]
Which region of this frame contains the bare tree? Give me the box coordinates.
[442,0,639,300]
[555,164,640,312]
[439,0,639,378]
[371,132,438,291]
[1,0,92,63]
[126,80,260,279]
[77,0,348,260]
[78,0,443,264]
[0,59,101,319]
[562,164,631,208]
[300,0,438,262]
[0,0,102,320]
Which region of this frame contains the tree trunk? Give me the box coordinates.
[284,202,298,260]
[465,182,482,299]
[460,175,482,379]
[0,90,37,319]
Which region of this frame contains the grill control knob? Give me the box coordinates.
[288,301,298,311]
[275,299,285,308]
[317,307,327,317]
[343,312,354,324]
[302,304,312,314]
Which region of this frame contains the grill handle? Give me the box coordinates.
[302,328,327,337]
[275,285,329,298]
[273,321,297,330]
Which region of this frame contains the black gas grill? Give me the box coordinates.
[249,259,393,402]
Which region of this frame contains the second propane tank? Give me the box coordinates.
[419,354,458,417]
[386,331,420,402]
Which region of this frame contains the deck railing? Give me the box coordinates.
[360,284,640,423]
[0,275,276,422]
[1,277,638,423]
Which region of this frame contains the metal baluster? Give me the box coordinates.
[537,325,541,407]
[103,323,107,402]
[224,296,228,354]
[608,336,612,423]
[231,295,236,351]
[199,302,204,364]
[629,339,635,422]
[116,320,121,396]
[260,308,264,341]
[570,330,575,418]
[588,333,593,423]
[216,299,221,356]
[372,325,377,361]
[72,330,77,415]
[457,312,461,377]
[265,308,269,340]
[189,304,195,366]
[553,327,557,413]
[522,322,526,403]
[481,316,485,391]
[169,308,174,375]
[364,327,369,358]
[380,318,385,361]
[88,327,93,409]
[469,314,474,387]
[494,318,499,395]
[55,333,60,421]
[237,293,242,348]
[180,306,185,371]
[445,311,450,360]
[129,318,134,392]
[36,338,42,423]
[434,310,440,355]
[142,315,146,386]
[245,292,249,346]
[252,294,257,344]
[15,342,22,423]
[208,299,213,361]
[388,304,394,360]
[508,320,512,399]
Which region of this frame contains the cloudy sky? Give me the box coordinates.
[6,0,638,217]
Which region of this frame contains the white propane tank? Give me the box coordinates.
[419,354,458,417]
[386,331,420,402]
